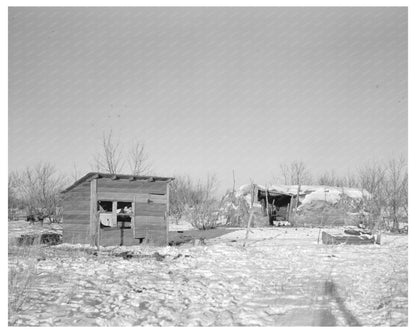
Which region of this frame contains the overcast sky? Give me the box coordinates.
[8,7,407,192]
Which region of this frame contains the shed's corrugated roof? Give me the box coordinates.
[62,172,174,193]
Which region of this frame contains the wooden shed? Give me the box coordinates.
[61,172,174,246]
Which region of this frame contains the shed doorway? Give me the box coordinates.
[257,189,293,225]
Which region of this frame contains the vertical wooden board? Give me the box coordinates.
[166,182,170,244]
[132,198,136,238]
[133,215,164,239]
[89,179,97,246]
[63,181,91,229]
[134,203,166,216]
[133,187,168,244]
[112,201,118,227]
[100,228,142,247]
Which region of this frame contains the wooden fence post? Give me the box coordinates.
[243,183,256,247]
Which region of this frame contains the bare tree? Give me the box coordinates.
[279,161,312,224]
[185,174,219,230]
[128,141,151,176]
[317,170,357,187]
[357,162,386,223]
[384,156,407,231]
[169,174,219,229]
[401,170,408,218]
[291,160,313,185]
[317,170,338,186]
[280,164,291,185]
[71,163,81,182]
[8,172,22,220]
[13,163,67,224]
[280,161,312,185]
[8,172,18,206]
[344,171,359,188]
[169,175,197,223]
[94,131,123,174]
[291,161,311,213]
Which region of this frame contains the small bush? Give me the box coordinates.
[185,200,219,230]
[8,243,42,325]
[169,174,219,227]
[8,261,38,323]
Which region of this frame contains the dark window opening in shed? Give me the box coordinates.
[98,200,133,230]
[116,202,133,214]
[98,201,113,212]
[116,201,133,229]
[117,214,132,229]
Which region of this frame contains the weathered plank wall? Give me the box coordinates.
[97,178,168,246]
[62,181,90,244]
[97,178,167,195]
[99,228,142,246]
[63,178,169,246]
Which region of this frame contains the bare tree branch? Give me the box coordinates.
[279,160,312,185]
[12,162,67,223]
[128,141,151,176]
[384,156,407,231]
[94,130,124,174]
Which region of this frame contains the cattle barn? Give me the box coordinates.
[61,172,174,246]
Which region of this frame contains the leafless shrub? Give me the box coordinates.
[8,242,42,324]
[184,200,219,230]
[169,174,219,229]
[11,163,67,223]
[169,175,191,222]
[8,263,37,324]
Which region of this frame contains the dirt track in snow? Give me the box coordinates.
[8,227,407,326]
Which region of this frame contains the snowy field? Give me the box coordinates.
[8,222,407,326]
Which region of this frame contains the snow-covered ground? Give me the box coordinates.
[8,224,407,326]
